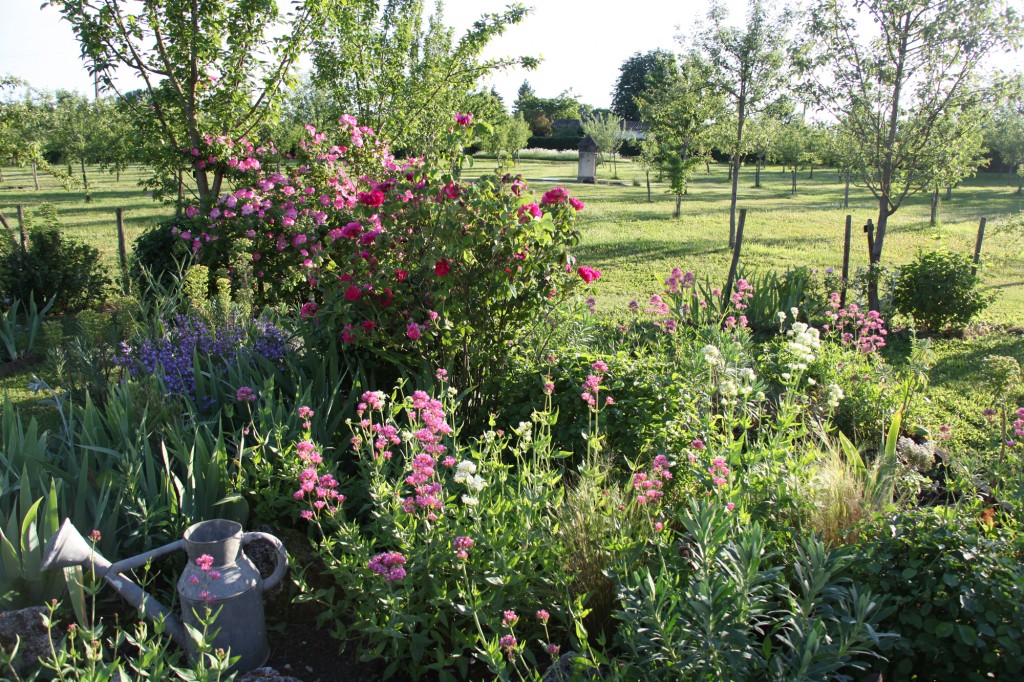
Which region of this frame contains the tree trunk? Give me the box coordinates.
[809,164,815,179]
[755,162,761,188]
[729,95,746,249]
[945,185,952,201]
[1018,173,1022,195]
[843,174,850,209]
[117,168,121,182]
[646,172,651,203]
[930,187,939,226]
[791,167,797,196]
[80,157,91,202]
[705,160,711,174]
[673,193,682,219]
[868,205,890,313]
[32,161,39,191]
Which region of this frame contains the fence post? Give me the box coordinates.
[116,208,129,290]
[972,217,986,276]
[16,204,25,250]
[863,218,874,260]
[841,215,852,308]
[724,208,747,309]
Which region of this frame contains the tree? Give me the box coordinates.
[745,115,782,188]
[986,96,1024,192]
[581,112,624,178]
[611,50,677,121]
[0,78,68,189]
[927,109,988,226]
[311,1,534,152]
[514,82,581,136]
[49,0,324,206]
[773,118,817,195]
[50,91,102,201]
[638,54,725,217]
[692,0,793,246]
[807,0,1021,310]
[506,114,531,162]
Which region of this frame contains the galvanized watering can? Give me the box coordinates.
[41,518,288,673]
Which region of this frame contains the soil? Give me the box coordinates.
[264,612,393,682]
[0,351,43,378]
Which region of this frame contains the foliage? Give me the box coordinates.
[0,479,64,609]
[892,250,991,332]
[614,504,890,681]
[611,50,678,122]
[849,506,1024,682]
[0,297,52,364]
[130,218,195,291]
[0,204,109,314]
[311,1,535,152]
[514,81,582,137]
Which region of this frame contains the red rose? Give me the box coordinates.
[435,259,451,277]
[345,285,361,301]
[395,269,408,282]
[577,266,601,284]
[358,190,385,207]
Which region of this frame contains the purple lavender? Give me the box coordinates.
[115,313,290,398]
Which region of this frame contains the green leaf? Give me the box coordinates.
[935,622,955,638]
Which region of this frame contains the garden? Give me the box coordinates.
[0,111,1022,681]
[2,0,1024,679]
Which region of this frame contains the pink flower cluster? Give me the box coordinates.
[730,279,753,311]
[577,265,601,284]
[1014,408,1024,440]
[368,551,407,582]
[581,361,613,408]
[499,634,517,659]
[633,455,673,505]
[708,456,730,487]
[295,466,343,520]
[501,610,519,627]
[236,386,257,403]
[453,536,474,560]
[402,454,442,519]
[195,554,215,572]
[824,294,887,353]
[664,267,695,294]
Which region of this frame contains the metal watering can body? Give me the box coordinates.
[41,518,288,674]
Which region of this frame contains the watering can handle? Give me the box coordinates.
[243,532,289,592]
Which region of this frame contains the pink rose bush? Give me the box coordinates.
[188,115,596,393]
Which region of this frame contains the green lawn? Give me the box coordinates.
[3,158,1023,325]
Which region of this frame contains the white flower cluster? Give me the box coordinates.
[718,367,759,406]
[785,321,821,372]
[703,344,723,367]
[827,382,844,408]
[454,459,486,505]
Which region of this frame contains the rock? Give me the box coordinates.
[236,666,304,682]
[542,651,602,682]
[0,606,50,677]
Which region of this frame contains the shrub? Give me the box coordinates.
[849,507,1024,681]
[130,218,193,290]
[892,250,990,332]
[191,115,592,404]
[0,204,108,313]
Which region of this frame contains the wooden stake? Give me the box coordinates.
[841,214,852,308]
[863,218,874,259]
[0,210,11,234]
[32,160,39,191]
[972,217,986,276]
[116,208,129,289]
[724,208,747,309]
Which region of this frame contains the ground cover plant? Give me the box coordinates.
[1,112,1023,682]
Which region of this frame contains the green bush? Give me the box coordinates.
[130,217,193,290]
[0,204,108,314]
[849,507,1024,681]
[892,250,990,332]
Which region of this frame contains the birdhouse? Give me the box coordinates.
[577,135,599,184]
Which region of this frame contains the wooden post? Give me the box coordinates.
[863,218,874,259]
[16,204,26,250]
[32,160,39,191]
[972,217,986,276]
[841,215,852,308]
[116,208,129,289]
[0,210,11,234]
[843,173,850,209]
[724,208,747,309]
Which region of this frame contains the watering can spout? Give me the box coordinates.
[41,519,188,648]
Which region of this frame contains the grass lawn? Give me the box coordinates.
[2,157,1023,327]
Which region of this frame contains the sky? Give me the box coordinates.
[2,0,1022,110]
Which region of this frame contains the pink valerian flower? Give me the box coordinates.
[824,298,888,354]
[726,501,736,512]
[545,643,560,657]
[296,440,323,465]
[195,554,215,572]
[730,279,754,311]
[300,301,318,319]
[501,610,519,627]
[88,530,102,544]
[454,112,474,126]
[938,424,952,440]
[633,455,674,505]
[293,466,344,516]
[540,186,569,205]
[499,634,518,659]
[708,456,730,487]
[543,380,555,395]
[536,610,550,624]
[436,368,448,382]
[453,536,474,560]
[647,294,670,316]
[236,386,257,403]
[298,406,315,420]
[368,552,407,582]
[577,265,601,283]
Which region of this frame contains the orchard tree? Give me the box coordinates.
[312,1,535,152]
[0,79,68,189]
[928,109,988,226]
[638,54,725,217]
[745,114,782,188]
[50,91,103,200]
[691,0,793,246]
[581,112,624,178]
[49,0,324,206]
[806,0,1021,310]
[611,50,678,121]
[986,97,1024,192]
